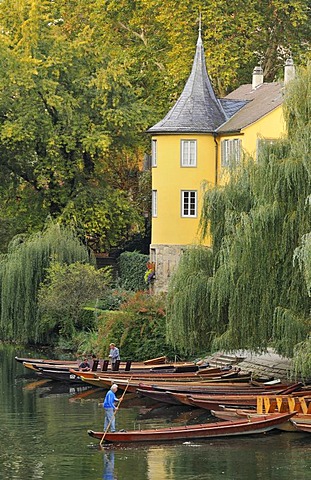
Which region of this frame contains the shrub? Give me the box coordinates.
[96,291,183,361]
[36,262,112,342]
[118,251,148,291]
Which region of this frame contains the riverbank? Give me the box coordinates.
[205,348,292,381]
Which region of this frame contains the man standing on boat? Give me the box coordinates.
[109,343,120,371]
[103,384,119,432]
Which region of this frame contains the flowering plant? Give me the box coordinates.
[144,261,155,284]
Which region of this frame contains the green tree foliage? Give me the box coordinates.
[166,66,311,367]
[0,1,310,252]
[200,0,311,92]
[0,0,151,252]
[36,261,112,343]
[0,221,92,343]
[295,233,311,297]
[166,247,215,355]
[101,0,311,97]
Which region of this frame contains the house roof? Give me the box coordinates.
[217,83,284,133]
[148,32,284,136]
[147,31,227,134]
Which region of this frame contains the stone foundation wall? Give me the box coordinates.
[149,244,185,293]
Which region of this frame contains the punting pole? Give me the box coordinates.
[99,378,132,447]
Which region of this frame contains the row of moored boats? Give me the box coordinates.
[16,355,311,443]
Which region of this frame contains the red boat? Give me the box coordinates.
[88,412,295,443]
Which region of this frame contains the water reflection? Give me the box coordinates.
[1,345,311,480]
[103,451,115,479]
[147,447,169,480]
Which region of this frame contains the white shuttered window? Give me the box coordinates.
[181,140,197,166]
[221,139,241,167]
[152,190,157,217]
[151,139,157,167]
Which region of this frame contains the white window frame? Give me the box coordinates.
[221,139,241,167]
[181,190,197,217]
[152,190,157,217]
[181,140,197,167]
[151,139,157,167]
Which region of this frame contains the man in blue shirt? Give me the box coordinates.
[103,384,119,432]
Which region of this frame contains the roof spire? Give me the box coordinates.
[148,18,227,134]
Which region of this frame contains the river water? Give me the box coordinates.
[0,344,311,480]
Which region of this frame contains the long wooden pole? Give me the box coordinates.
[99,379,132,447]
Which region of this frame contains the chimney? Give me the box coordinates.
[284,57,295,84]
[252,65,264,89]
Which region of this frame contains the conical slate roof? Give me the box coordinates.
[148,31,228,134]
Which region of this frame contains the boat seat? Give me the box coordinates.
[276,397,289,412]
[112,360,120,371]
[124,361,132,371]
[91,360,99,371]
[299,397,311,414]
[287,396,303,413]
[101,360,109,372]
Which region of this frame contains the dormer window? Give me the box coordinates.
[181,140,197,167]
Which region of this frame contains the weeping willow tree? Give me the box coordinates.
[166,246,215,355]
[167,64,311,366]
[0,221,92,344]
[290,230,311,378]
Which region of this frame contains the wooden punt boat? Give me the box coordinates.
[18,355,190,376]
[35,365,203,380]
[135,382,301,401]
[22,361,80,372]
[170,393,259,409]
[82,373,256,391]
[16,355,168,366]
[291,421,311,433]
[78,368,247,386]
[115,366,242,378]
[80,376,255,393]
[21,357,199,376]
[72,366,237,381]
[136,388,183,405]
[77,372,204,383]
[135,388,291,407]
[145,382,297,396]
[87,412,295,443]
[187,392,311,411]
[23,361,203,383]
[136,380,299,395]
[81,376,144,391]
[211,407,257,420]
[32,362,221,386]
[211,407,311,432]
[16,356,79,366]
[34,368,87,384]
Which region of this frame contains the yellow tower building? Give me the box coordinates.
[148,30,293,292]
